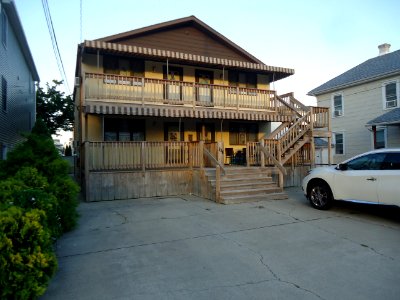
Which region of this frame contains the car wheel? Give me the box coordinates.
[308,181,333,210]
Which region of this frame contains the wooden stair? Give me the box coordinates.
[206,167,288,204]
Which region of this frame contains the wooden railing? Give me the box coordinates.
[84,73,294,114]
[85,141,220,171]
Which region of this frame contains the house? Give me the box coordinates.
[0,0,39,159]
[74,16,330,202]
[308,44,400,164]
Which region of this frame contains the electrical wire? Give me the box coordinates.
[41,0,70,94]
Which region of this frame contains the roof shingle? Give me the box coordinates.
[308,49,400,96]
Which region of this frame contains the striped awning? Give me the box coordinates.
[83,40,294,80]
[84,102,294,122]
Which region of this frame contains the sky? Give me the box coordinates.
[13,0,400,142]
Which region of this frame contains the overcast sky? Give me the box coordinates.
[14,0,400,106]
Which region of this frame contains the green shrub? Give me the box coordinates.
[50,176,79,232]
[0,206,57,299]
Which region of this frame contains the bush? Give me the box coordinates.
[0,168,62,239]
[0,206,58,299]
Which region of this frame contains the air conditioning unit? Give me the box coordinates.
[74,77,80,87]
[334,110,342,117]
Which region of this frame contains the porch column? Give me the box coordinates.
[372,125,377,149]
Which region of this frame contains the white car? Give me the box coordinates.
[302,148,400,210]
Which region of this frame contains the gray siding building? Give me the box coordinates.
[0,0,39,159]
[308,44,400,164]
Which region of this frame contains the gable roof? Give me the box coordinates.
[308,49,400,96]
[366,107,400,126]
[95,15,264,64]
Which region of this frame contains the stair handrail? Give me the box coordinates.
[279,92,310,117]
[203,147,226,175]
[258,145,287,176]
[278,111,311,155]
[264,121,292,140]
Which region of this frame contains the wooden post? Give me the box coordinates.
[277,140,283,188]
[199,141,204,169]
[216,165,221,203]
[217,141,224,166]
[372,125,377,149]
[310,107,315,168]
[84,142,90,201]
[141,142,146,172]
[246,142,250,167]
[236,86,239,111]
[260,139,265,168]
[327,107,332,165]
[141,77,145,105]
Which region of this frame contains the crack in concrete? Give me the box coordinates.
[220,234,325,300]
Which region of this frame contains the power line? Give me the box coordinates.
[41,0,70,94]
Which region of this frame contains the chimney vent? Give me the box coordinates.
[378,43,391,56]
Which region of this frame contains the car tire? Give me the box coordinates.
[308,181,333,210]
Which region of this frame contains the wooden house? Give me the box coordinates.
[74,16,330,202]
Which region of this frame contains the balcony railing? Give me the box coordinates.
[84,73,295,114]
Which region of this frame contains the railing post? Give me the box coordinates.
[141,77,145,106]
[199,141,204,169]
[277,140,284,188]
[216,165,221,203]
[246,142,250,167]
[141,142,146,171]
[217,141,224,166]
[310,107,315,168]
[193,82,196,108]
[84,142,90,201]
[236,86,239,111]
[260,139,265,167]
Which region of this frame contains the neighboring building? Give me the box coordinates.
[74,16,329,201]
[308,44,400,164]
[0,0,39,159]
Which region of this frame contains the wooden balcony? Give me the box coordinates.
[83,73,297,117]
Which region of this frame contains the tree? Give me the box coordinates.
[36,80,74,135]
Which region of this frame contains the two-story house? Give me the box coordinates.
[308,44,400,164]
[74,16,330,202]
[0,0,39,159]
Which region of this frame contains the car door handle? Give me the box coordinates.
[366,177,377,181]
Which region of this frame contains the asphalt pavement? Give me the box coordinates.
[41,187,400,300]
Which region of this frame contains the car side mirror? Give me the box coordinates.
[338,163,348,171]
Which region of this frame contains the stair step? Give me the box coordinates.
[220,186,283,197]
[221,192,288,204]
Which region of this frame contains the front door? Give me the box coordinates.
[163,66,183,101]
[195,70,213,105]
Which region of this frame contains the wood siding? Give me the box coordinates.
[110,25,255,63]
[317,75,400,163]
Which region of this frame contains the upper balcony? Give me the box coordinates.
[82,72,303,121]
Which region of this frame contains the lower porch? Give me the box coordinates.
[79,141,311,202]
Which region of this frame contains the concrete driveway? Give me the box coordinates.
[42,188,400,300]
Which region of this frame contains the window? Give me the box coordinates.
[375,128,386,149]
[381,152,400,170]
[103,56,144,77]
[346,153,386,170]
[1,9,7,48]
[332,94,343,117]
[229,123,258,145]
[104,118,145,141]
[228,71,257,89]
[2,76,7,111]
[383,82,398,109]
[334,133,344,155]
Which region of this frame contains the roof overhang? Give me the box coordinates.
[81,40,294,82]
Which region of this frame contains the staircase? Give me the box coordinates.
[261,93,330,169]
[205,167,288,204]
